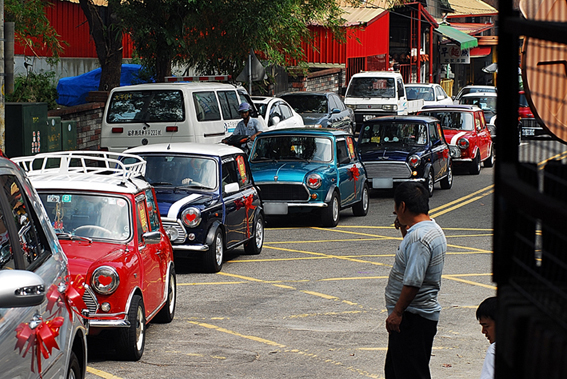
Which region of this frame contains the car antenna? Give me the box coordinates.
[167,144,171,150]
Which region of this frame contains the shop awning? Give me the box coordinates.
[470,46,492,58]
[436,24,478,50]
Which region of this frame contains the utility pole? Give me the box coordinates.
[0,0,5,154]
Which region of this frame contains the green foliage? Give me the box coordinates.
[7,71,59,110]
[118,0,355,82]
[5,0,67,62]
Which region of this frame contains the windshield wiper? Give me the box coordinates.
[56,232,93,244]
[150,181,173,186]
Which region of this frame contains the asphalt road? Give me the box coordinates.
[84,139,565,379]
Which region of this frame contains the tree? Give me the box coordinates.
[119,0,354,82]
[5,0,66,63]
[78,0,123,91]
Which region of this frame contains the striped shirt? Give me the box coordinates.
[385,220,447,321]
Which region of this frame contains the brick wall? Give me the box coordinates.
[286,68,346,93]
[48,102,105,150]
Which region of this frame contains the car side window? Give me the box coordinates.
[0,194,15,270]
[221,160,239,193]
[218,90,240,120]
[145,189,161,232]
[475,113,482,131]
[280,103,293,119]
[435,86,446,100]
[235,155,251,187]
[193,91,221,121]
[436,123,445,142]
[1,176,48,269]
[429,123,440,144]
[336,140,350,164]
[397,79,405,98]
[136,198,149,244]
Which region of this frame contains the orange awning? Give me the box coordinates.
[470,46,492,58]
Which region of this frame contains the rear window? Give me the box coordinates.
[420,111,474,131]
[107,90,185,123]
[281,95,328,113]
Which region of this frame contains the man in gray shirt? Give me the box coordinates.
[384,182,447,379]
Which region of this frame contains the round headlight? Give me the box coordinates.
[164,225,179,241]
[181,207,201,228]
[91,266,120,295]
[457,137,470,150]
[408,155,420,168]
[306,174,322,189]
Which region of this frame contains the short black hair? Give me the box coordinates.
[394,182,429,215]
[476,296,497,321]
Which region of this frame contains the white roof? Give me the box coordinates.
[110,81,240,92]
[406,83,438,87]
[124,142,244,157]
[461,92,497,97]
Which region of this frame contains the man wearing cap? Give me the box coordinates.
[223,102,264,151]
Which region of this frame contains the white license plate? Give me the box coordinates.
[264,203,288,215]
[522,129,535,136]
[372,178,394,189]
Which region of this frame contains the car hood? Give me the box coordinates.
[153,191,215,218]
[358,146,422,162]
[300,113,327,126]
[251,161,332,182]
[442,129,474,145]
[59,240,128,276]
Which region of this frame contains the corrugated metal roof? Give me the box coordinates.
[341,6,389,25]
[446,0,497,17]
[449,22,494,34]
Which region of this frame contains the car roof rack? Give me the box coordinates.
[421,104,477,110]
[13,151,146,184]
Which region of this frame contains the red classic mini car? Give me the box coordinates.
[13,151,176,361]
[418,105,494,174]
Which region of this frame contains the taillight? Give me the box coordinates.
[166,126,178,132]
[111,127,123,134]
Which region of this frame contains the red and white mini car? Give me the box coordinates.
[13,151,176,361]
[418,105,494,174]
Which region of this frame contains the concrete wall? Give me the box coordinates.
[286,68,346,94]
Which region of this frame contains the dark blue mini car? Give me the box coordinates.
[249,128,369,227]
[124,143,264,273]
[358,115,453,196]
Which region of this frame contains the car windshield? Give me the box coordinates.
[406,86,435,101]
[346,77,396,98]
[420,111,474,131]
[281,95,328,114]
[140,155,218,190]
[39,193,131,241]
[460,96,497,114]
[251,136,333,163]
[358,122,428,151]
[519,93,529,107]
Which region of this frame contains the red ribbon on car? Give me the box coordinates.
[348,166,360,192]
[235,194,257,238]
[15,317,64,375]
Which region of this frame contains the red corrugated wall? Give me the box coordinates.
[14,0,134,58]
[346,12,389,59]
[301,25,347,64]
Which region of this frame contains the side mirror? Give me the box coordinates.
[143,230,162,245]
[224,182,240,194]
[331,108,341,114]
[269,116,281,126]
[0,270,46,308]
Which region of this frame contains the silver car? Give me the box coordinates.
[0,157,87,378]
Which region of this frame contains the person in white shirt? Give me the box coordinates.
[477,296,497,379]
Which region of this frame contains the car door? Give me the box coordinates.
[221,157,247,247]
[144,188,169,303]
[336,138,356,207]
[0,174,70,378]
[135,193,163,315]
[429,122,450,181]
[477,111,493,159]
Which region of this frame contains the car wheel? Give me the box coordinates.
[352,183,369,216]
[470,152,481,175]
[440,163,453,189]
[154,267,176,323]
[426,169,434,197]
[117,294,145,361]
[321,192,340,227]
[484,147,494,167]
[67,351,82,379]
[244,214,264,255]
[203,229,224,273]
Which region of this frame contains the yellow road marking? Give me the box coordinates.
[188,321,286,347]
[430,190,494,219]
[537,150,567,169]
[86,367,122,379]
[443,274,496,290]
[301,290,338,300]
[178,281,248,286]
[429,184,494,214]
[264,245,393,267]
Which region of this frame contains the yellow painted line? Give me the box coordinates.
[443,234,493,238]
[188,321,286,347]
[178,281,248,286]
[301,290,339,300]
[429,184,494,214]
[320,276,389,281]
[448,273,492,277]
[264,245,393,267]
[310,227,402,239]
[264,237,393,244]
[443,274,497,290]
[217,272,267,282]
[537,150,567,169]
[446,243,492,253]
[86,367,122,379]
[430,190,494,219]
[336,226,493,231]
[285,310,365,319]
[358,346,448,351]
[272,284,296,289]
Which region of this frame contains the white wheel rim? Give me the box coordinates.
[135,306,145,351]
[333,197,339,221]
[429,172,434,193]
[363,188,369,211]
[168,274,176,314]
[255,219,264,248]
[215,234,223,266]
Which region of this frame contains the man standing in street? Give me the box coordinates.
[223,102,264,152]
[385,182,447,379]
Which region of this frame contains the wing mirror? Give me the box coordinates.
[143,230,162,245]
[0,270,46,308]
[224,182,240,194]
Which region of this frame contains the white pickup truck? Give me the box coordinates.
[344,71,424,132]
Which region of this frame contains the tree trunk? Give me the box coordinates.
[155,55,172,83]
[78,0,123,91]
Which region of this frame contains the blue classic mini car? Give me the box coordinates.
[124,143,264,273]
[357,115,453,196]
[249,128,369,227]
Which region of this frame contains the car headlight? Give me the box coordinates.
[449,145,461,158]
[91,266,120,295]
[383,104,398,111]
[164,225,180,241]
[408,155,420,168]
[346,104,357,110]
[457,138,470,150]
[306,173,322,189]
[181,207,201,228]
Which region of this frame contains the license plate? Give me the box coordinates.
[522,129,535,136]
[264,203,288,215]
[372,178,394,189]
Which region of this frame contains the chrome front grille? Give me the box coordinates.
[258,183,310,201]
[82,285,98,314]
[161,219,188,243]
[363,161,411,179]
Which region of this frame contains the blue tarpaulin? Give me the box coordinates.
[56,64,152,107]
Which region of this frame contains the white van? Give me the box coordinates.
[101,81,261,152]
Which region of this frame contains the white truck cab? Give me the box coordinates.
[344,71,424,132]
